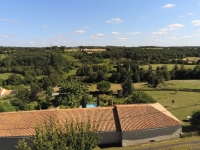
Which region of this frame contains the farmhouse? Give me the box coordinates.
[0,103,183,149]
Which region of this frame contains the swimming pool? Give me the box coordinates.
[79,103,97,108]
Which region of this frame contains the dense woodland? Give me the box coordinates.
[0,46,200,112]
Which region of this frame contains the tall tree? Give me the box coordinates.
[121,79,134,97]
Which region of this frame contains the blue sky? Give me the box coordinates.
[1,0,200,47]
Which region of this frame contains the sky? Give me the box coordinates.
[0,0,200,47]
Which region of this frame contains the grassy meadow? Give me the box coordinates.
[145,91,200,125]
[0,73,24,80]
[140,64,196,71]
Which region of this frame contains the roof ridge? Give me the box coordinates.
[0,106,115,115]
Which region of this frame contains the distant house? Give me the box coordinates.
[0,103,183,149]
[0,87,17,97]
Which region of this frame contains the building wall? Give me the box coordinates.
[122,126,182,147]
[0,137,23,150]
[99,132,121,145]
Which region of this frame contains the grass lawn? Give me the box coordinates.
[63,69,77,78]
[145,90,200,126]
[95,136,200,150]
[140,64,196,71]
[134,80,200,90]
[0,73,24,80]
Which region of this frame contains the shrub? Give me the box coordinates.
[125,91,157,104]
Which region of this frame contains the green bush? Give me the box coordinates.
[125,91,157,104]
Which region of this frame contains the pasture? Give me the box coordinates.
[145,90,200,125]
[0,73,24,80]
[140,64,196,71]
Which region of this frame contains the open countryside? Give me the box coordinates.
[1,0,200,150]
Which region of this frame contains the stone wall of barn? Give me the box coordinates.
[0,137,23,150]
[99,131,121,145]
[122,126,182,147]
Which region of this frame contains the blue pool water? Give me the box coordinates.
[80,103,97,108]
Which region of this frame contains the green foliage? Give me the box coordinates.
[190,110,200,130]
[16,119,100,150]
[96,80,111,92]
[45,86,54,101]
[121,79,134,96]
[55,78,88,107]
[0,100,15,112]
[125,91,157,104]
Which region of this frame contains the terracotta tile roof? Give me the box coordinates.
[0,103,182,137]
[0,107,119,137]
[116,103,183,132]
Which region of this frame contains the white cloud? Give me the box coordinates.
[29,42,35,44]
[2,34,14,38]
[90,33,105,40]
[193,34,200,37]
[96,33,105,36]
[181,36,193,38]
[112,32,120,35]
[165,36,177,40]
[179,15,184,18]
[191,20,200,26]
[161,4,175,8]
[106,18,122,24]
[152,28,168,35]
[43,25,50,28]
[167,23,184,30]
[187,12,195,16]
[117,37,128,41]
[84,26,90,29]
[0,18,19,23]
[127,32,140,35]
[152,38,165,42]
[197,29,200,32]
[90,36,102,40]
[73,30,85,34]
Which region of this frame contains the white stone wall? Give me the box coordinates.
[99,132,121,145]
[122,126,182,147]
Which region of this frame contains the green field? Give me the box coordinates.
[0,73,24,80]
[145,90,200,125]
[140,64,196,71]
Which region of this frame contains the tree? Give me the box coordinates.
[45,86,54,101]
[55,78,88,107]
[96,80,111,93]
[30,83,40,101]
[121,79,134,97]
[132,71,140,83]
[125,91,157,104]
[6,74,22,86]
[16,119,100,150]
[190,110,200,130]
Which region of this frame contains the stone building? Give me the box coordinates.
[0,103,183,149]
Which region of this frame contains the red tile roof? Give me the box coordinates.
[0,107,119,137]
[0,103,182,137]
[116,103,183,132]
